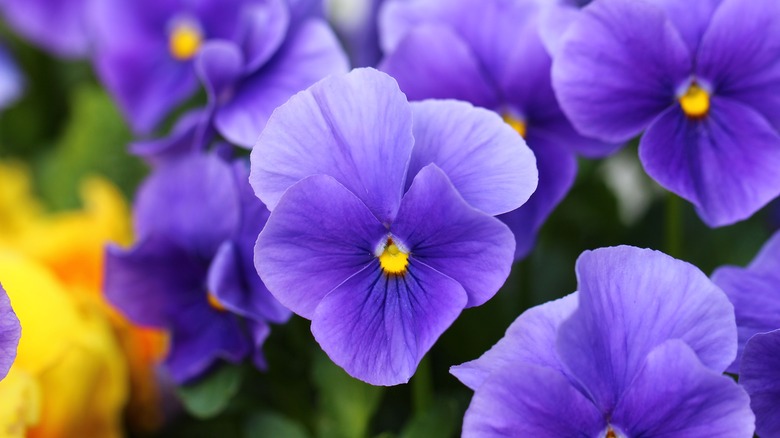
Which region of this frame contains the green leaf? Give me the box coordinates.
[176,363,244,419]
[313,354,384,438]
[244,412,310,438]
[400,398,459,438]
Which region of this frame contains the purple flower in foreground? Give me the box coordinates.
[0,0,90,58]
[379,0,612,259]
[553,0,780,226]
[105,153,289,383]
[92,0,345,137]
[712,231,780,371]
[0,284,20,380]
[451,246,753,437]
[251,68,537,385]
[0,45,23,110]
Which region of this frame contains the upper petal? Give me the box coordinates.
[255,174,386,319]
[311,260,467,386]
[451,293,578,391]
[461,361,604,438]
[639,97,780,227]
[651,0,721,54]
[695,0,780,131]
[613,340,754,438]
[740,329,780,438]
[551,0,691,143]
[0,0,90,58]
[238,0,291,72]
[250,68,413,223]
[133,153,240,257]
[557,246,737,414]
[378,25,499,108]
[406,100,537,216]
[392,165,515,308]
[215,19,349,147]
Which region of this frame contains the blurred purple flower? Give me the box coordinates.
[92,0,346,139]
[251,68,537,385]
[105,153,289,383]
[379,0,613,260]
[0,284,21,380]
[327,0,383,67]
[740,329,780,438]
[452,246,753,437]
[0,45,23,110]
[0,0,90,58]
[553,0,780,227]
[712,231,780,373]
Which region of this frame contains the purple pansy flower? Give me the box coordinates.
[92,0,346,138]
[251,68,537,385]
[0,284,20,380]
[553,0,780,227]
[712,231,780,372]
[105,153,289,383]
[451,246,753,437]
[0,0,90,58]
[379,0,612,259]
[0,45,23,110]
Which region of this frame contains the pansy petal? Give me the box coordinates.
[248,320,271,370]
[255,174,386,319]
[538,4,579,56]
[499,133,577,260]
[196,41,245,103]
[696,0,780,130]
[741,329,780,438]
[216,19,348,147]
[379,25,499,108]
[134,153,240,256]
[639,97,780,227]
[712,231,780,372]
[312,261,467,386]
[551,0,691,142]
[462,362,604,438]
[239,0,290,72]
[451,293,577,391]
[104,237,210,328]
[652,0,720,54]
[165,305,250,383]
[392,165,515,308]
[0,0,89,58]
[94,47,198,133]
[558,246,737,414]
[0,285,20,380]
[251,68,411,222]
[406,100,537,215]
[130,109,212,165]
[613,340,754,438]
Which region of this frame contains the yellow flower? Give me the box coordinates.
[0,163,167,435]
[0,251,127,438]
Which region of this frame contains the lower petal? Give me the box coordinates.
[741,329,780,438]
[311,261,467,386]
[613,340,754,437]
[462,362,604,438]
[639,97,780,227]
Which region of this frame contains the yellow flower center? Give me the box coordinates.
[679,83,710,119]
[207,292,226,312]
[169,22,203,61]
[378,240,409,275]
[503,113,527,138]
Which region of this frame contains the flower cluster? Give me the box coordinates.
[1,0,780,435]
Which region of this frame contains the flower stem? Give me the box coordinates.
[412,355,433,414]
[665,193,682,258]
